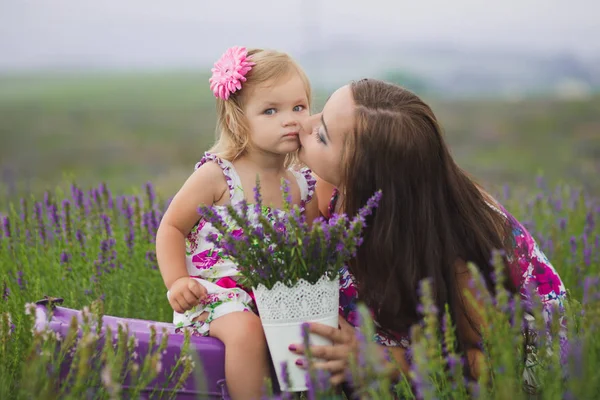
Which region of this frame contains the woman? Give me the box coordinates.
[289,79,566,386]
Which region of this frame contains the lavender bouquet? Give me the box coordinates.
[197,178,382,290]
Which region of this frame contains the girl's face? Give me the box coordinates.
[298,85,356,187]
[243,72,310,157]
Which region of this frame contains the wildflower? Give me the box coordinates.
[1,216,10,238]
[2,281,9,301]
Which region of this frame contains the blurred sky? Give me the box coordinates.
[0,0,599,71]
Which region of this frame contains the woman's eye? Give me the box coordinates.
[316,127,326,144]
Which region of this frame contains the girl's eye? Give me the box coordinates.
[264,108,276,115]
[293,105,305,112]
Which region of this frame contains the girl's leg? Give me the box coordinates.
[209,311,270,400]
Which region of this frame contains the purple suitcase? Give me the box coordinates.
[33,298,355,399]
[34,298,233,399]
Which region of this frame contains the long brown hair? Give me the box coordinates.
[342,79,517,366]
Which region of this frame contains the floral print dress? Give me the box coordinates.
[329,188,567,348]
[171,153,316,336]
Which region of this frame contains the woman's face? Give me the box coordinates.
[298,84,356,188]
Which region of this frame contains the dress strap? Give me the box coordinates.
[289,167,316,213]
[327,188,340,218]
[195,153,245,204]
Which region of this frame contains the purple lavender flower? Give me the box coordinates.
[105,187,114,209]
[281,179,293,207]
[48,203,61,235]
[75,229,85,249]
[558,218,567,231]
[125,228,135,252]
[570,236,577,257]
[199,180,382,289]
[2,216,10,239]
[43,191,52,209]
[149,210,160,239]
[279,361,291,393]
[585,211,595,235]
[145,251,158,270]
[554,198,563,212]
[2,281,9,301]
[145,181,156,207]
[566,338,584,378]
[535,175,545,189]
[582,276,599,306]
[583,246,592,266]
[19,197,28,222]
[62,199,72,238]
[60,251,71,265]
[71,184,84,209]
[16,271,24,290]
[34,202,46,243]
[253,183,263,216]
[305,371,316,400]
[101,214,113,237]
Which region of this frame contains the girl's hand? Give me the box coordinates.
[168,277,207,313]
[289,316,358,386]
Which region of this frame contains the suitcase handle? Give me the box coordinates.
[217,379,230,399]
[35,296,64,308]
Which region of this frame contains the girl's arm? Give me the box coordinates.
[156,162,228,290]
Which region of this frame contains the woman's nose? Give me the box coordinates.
[300,113,320,135]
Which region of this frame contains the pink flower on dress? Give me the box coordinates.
[215,277,238,289]
[531,256,563,297]
[186,220,206,254]
[200,293,220,306]
[346,310,359,326]
[209,46,255,100]
[192,249,221,270]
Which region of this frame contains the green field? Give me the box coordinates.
[1,72,598,204]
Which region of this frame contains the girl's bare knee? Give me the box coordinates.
[213,312,265,346]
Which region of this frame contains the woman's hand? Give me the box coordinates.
[289,316,358,385]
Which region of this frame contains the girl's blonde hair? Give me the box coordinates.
[207,48,312,167]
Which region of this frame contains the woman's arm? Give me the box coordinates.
[454,258,488,379]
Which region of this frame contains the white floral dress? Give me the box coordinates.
[170,152,316,336]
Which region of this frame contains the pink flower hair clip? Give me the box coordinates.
[209,46,255,100]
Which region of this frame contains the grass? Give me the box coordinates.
[0,178,598,399]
